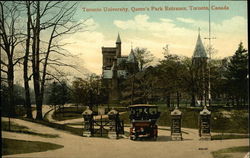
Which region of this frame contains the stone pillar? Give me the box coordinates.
[199,106,211,140]
[171,107,183,141]
[108,108,119,139]
[82,106,93,137]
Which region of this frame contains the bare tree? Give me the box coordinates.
[0,2,24,117]
[23,1,32,118]
[29,1,85,119]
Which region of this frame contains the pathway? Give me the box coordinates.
[2,117,249,158]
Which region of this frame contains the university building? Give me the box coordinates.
[101,34,139,104]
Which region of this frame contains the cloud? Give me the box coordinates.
[176,18,195,24]
[59,18,110,75]
[113,14,247,59]
[55,15,247,76]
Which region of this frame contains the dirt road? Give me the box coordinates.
[2,117,248,158]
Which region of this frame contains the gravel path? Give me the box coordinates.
[2,117,248,158]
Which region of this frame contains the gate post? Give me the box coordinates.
[170,107,183,141]
[82,106,93,137]
[199,106,211,140]
[108,108,119,139]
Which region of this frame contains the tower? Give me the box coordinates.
[192,29,208,106]
[110,60,120,103]
[116,33,121,58]
[101,34,139,105]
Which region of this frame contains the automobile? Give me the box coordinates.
[128,104,161,140]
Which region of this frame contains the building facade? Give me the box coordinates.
[101,34,139,104]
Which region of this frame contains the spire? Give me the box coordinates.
[192,29,207,58]
[116,33,121,44]
[127,49,137,63]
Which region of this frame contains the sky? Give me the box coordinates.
[51,1,248,75]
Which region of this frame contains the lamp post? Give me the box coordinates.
[204,0,216,107]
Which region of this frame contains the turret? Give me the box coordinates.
[192,28,207,59]
[116,33,121,58]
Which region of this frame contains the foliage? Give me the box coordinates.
[1,83,27,117]
[47,81,70,106]
[133,47,154,71]
[71,74,107,108]
[224,42,248,106]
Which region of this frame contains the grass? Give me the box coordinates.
[2,138,63,155]
[51,106,128,121]
[51,106,86,121]
[2,106,36,117]
[21,118,83,136]
[119,105,248,134]
[212,146,249,158]
[212,134,249,140]
[1,121,59,138]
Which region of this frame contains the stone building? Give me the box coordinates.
[101,34,139,104]
[191,30,208,106]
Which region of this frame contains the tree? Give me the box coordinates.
[23,1,32,118]
[133,47,154,71]
[48,81,70,107]
[0,2,24,117]
[225,42,248,107]
[157,54,187,107]
[28,1,84,119]
[72,74,103,109]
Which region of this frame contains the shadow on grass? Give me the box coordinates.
[2,138,63,156]
[211,146,249,158]
[21,118,83,136]
[1,121,59,138]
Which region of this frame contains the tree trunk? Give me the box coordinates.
[7,63,15,117]
[176,91,180,108]
[191,93,195,107]
[231,96,234,107]
[24,1,32,119]
[36,96,43,119]
[166,93,171,107]
[130,75,134,105]
[32,1,42,120]
[236,97,240,107]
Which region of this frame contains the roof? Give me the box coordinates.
[171,107,182,115]
[127,49,137,63]
[192,33,207,58]
[200,106,211,115]
[128,104,158,108]
[116,33,121,43]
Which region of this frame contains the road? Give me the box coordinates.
[2,117,248,158]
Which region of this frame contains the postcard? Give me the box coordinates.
[1,1,248,158]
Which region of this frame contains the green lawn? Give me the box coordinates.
[1,121,59,138]
[211,134,249,140]
[120,105,248,134]
[2,138,63,155]
[212,146,249,158]
[51,106,86,121]
[21,118,83,136]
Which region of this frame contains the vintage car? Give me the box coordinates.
[128,104,161,140]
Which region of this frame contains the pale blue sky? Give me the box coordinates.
[75,1,247,37]
[59,1,247,74]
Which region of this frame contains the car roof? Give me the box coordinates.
[128,104,158,108]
